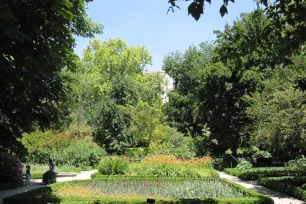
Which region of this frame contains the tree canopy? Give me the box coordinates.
[0,0,102,151]
[163,7,306,156]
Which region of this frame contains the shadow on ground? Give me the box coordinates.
[2,186,61,204]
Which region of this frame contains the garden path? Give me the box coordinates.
[219,171,306,204]
[0,170,97,204]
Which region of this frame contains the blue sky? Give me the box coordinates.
[74,1,258,71]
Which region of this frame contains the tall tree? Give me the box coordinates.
[245,54,306,155]
[64,39,160,152]
[163,42,214,137]
[164,8,305,155]
[0,0,102,151]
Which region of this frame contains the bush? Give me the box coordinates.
[285,155,306,170]
[20,129,70,163]
[0,151,22,183]
[98,156,129,175]
[149,126,197,159]
[50,139,107,168]
[236,160,253,170]
[123,148,148,160]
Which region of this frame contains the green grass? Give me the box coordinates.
[3,178,273,204]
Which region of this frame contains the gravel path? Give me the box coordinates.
[219,171,306,204]
[0,170,97,204]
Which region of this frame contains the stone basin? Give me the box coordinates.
[56,172,77,177]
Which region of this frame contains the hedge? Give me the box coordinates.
[224,167,305,181]
[258,176,306,201]
[3,177,273,204]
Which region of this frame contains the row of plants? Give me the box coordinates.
[3,177,273,203]
[95,155,218,178]
[224,167,305,181]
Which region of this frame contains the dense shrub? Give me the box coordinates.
[285,155,306,170]
[21,128,105,168]
[98,156,129,175]
[20,129,70,163]
[236,160,253,170]
[0,151,22,183]
[123,147,148,160]
[49,139,107,168]
[149,126,197,159]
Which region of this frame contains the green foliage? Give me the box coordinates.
[111,74,139,106]
[50,139,106,168]
[149,126,197,159]
[128,164,219,179]
[66,39,160,153]
[224,167,305,181]
[236,161,253,170]
[285,155,306,170]
[123,101,165,147]
[98,157,129,175]
[92,98,130,152]
[258,176,306,201]
[245,55,306,153]
[163,42,214,138]
[0,151,21,183]
[20,128,70,163]
[225,147,271,164]
[0,0,102,151]
[123,148,149,160]
[165,7,306,157]
[20,127,106,168]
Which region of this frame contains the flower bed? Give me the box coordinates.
[3,178,273,203]
[96,155,218,179]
